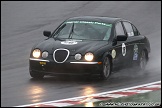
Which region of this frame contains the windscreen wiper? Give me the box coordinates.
[53,24,66,41]
[68,23,74,39]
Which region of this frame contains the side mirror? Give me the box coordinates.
[116,35,127,41]
[43,31,51,37]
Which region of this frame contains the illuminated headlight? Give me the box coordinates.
[42,51,48,58]
[84,52,94,61]
[75,53,82,60]
[32,49,41,58]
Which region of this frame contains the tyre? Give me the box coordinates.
[100,57,111,80]
[30,71,44,79]
[138,50,147,71]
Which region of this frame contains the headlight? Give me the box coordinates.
[84,52,94,61]
[32,49,41,58]
[42,51,48,58]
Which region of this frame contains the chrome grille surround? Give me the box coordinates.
[53,48,70,63]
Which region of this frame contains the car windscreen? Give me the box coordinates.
[53,21,112,41]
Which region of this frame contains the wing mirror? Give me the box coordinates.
[43,31,51,37]
[116,35,127,41]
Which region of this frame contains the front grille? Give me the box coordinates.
[53,49,69,63]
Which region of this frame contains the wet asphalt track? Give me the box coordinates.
[1,1,161,107]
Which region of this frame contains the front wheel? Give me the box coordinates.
[100,57,111,80]
[30,71,44,79]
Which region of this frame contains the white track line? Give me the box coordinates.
[15,81,161,107]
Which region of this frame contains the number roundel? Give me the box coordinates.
[122,43,126,56]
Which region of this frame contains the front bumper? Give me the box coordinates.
[29,58,102,75]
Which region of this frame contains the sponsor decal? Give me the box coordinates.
[61,41,78,45]
[111,49,116,59]
[66,21,112,27]
[133,44,138,60]
[127,32,134,36]
[122,43,126,56]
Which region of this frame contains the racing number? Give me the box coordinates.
[122,43,126,56]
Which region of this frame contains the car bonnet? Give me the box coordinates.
[35,38,108,55]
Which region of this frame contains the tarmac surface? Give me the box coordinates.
[1,1,161,107]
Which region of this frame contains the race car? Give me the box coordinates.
[29,16,151,80]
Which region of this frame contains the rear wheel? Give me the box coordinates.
[138,50,147,71]
[100,57,111,80]
[30,71,44,79]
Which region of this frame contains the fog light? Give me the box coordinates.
[75,53,82,60]
[42,51,48,58]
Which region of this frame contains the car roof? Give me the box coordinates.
[67,16,123,24]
